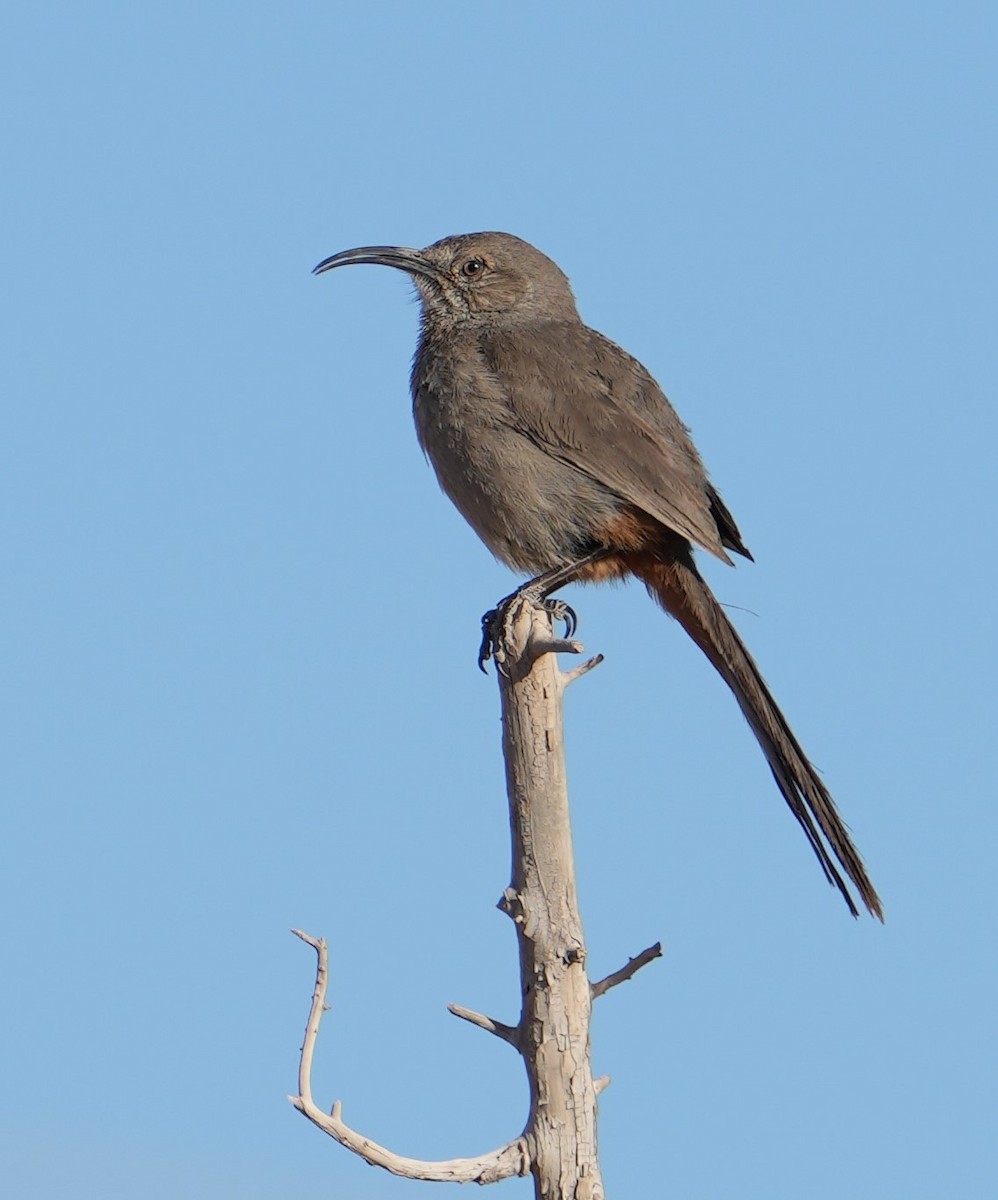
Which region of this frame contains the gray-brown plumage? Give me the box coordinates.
[314,232,882,919]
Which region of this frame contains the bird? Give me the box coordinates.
[313,231,882,919]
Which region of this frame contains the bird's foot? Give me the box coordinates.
[478,589,578,673]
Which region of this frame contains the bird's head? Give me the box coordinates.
[313,231,579,325]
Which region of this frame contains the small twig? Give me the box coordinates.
[527,635,585,663]
[291,928,327,1105]
[593,1075,611,1095]
[289,930,529,1184]
[447,1002,520,1046]
[562,654,605,686]
[591,942,663,999]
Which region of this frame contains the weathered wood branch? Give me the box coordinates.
[495,598,646,1199]
[288,929,529,1184]
[289,597,662,1195]
[591,942,664,1000]
[494,599,607,1197]
[447,1002,520,1045]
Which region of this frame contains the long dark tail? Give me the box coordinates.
[636,551,882,919]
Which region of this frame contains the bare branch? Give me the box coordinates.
[289,600,660,1195]
[561,653,605,686]
[526,635,585,663]
[289,930,529,1184]
[495,603,607,1196]
[447,1002,520,1046]
[591,942,663,999]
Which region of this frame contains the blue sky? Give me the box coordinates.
[2,4,995,1197]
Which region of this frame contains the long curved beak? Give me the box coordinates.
[312,245,442,282]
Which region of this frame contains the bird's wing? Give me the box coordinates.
[484,323,749,563]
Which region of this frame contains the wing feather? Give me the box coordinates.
[481,323,749,563]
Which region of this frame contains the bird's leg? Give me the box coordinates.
[478,549,615,671]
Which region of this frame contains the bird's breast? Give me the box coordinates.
[410,337,622,573]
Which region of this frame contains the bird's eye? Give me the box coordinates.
[461,257,487,278]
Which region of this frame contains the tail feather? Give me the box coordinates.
[635,552,883,919]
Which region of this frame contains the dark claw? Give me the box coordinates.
[542,598,578,639]
[478,608,500,672]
